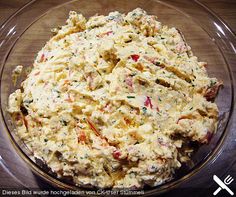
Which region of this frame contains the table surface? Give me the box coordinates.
[0,0,235,191]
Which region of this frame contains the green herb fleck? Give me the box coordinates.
[210,80,216,87]
[23,99,33,107]
[127,96,135,99]
[142,107,147,114]
[60,119,68,126]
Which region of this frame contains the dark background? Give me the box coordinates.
[0,0,235,196]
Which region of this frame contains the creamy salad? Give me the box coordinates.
[8,8,222,188]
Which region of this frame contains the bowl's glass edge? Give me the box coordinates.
[0,0,235,195]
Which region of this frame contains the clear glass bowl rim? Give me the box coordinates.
[0,0,235,196]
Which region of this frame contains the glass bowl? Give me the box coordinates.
[0,0,235,196]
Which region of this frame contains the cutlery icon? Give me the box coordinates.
[213,175,234,196]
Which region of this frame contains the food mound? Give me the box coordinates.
[8,8,222,188]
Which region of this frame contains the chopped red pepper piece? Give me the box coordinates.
[34,71,40,76]
[112,150,121,160]
[144,56,162,66]
[124,117,131,125]
[78,130,86,143]
[105,31,113,36]
[63,80,70,85]
[65,93,73,102]
[97,31,113,38]
[205,131,213,143]
[144,96,153,109]
[40,54,45,62]
[131,54,140,62]
[86,118,101,136]
[204,81,223,101]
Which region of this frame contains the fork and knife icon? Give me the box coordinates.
[213,175,234,196]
